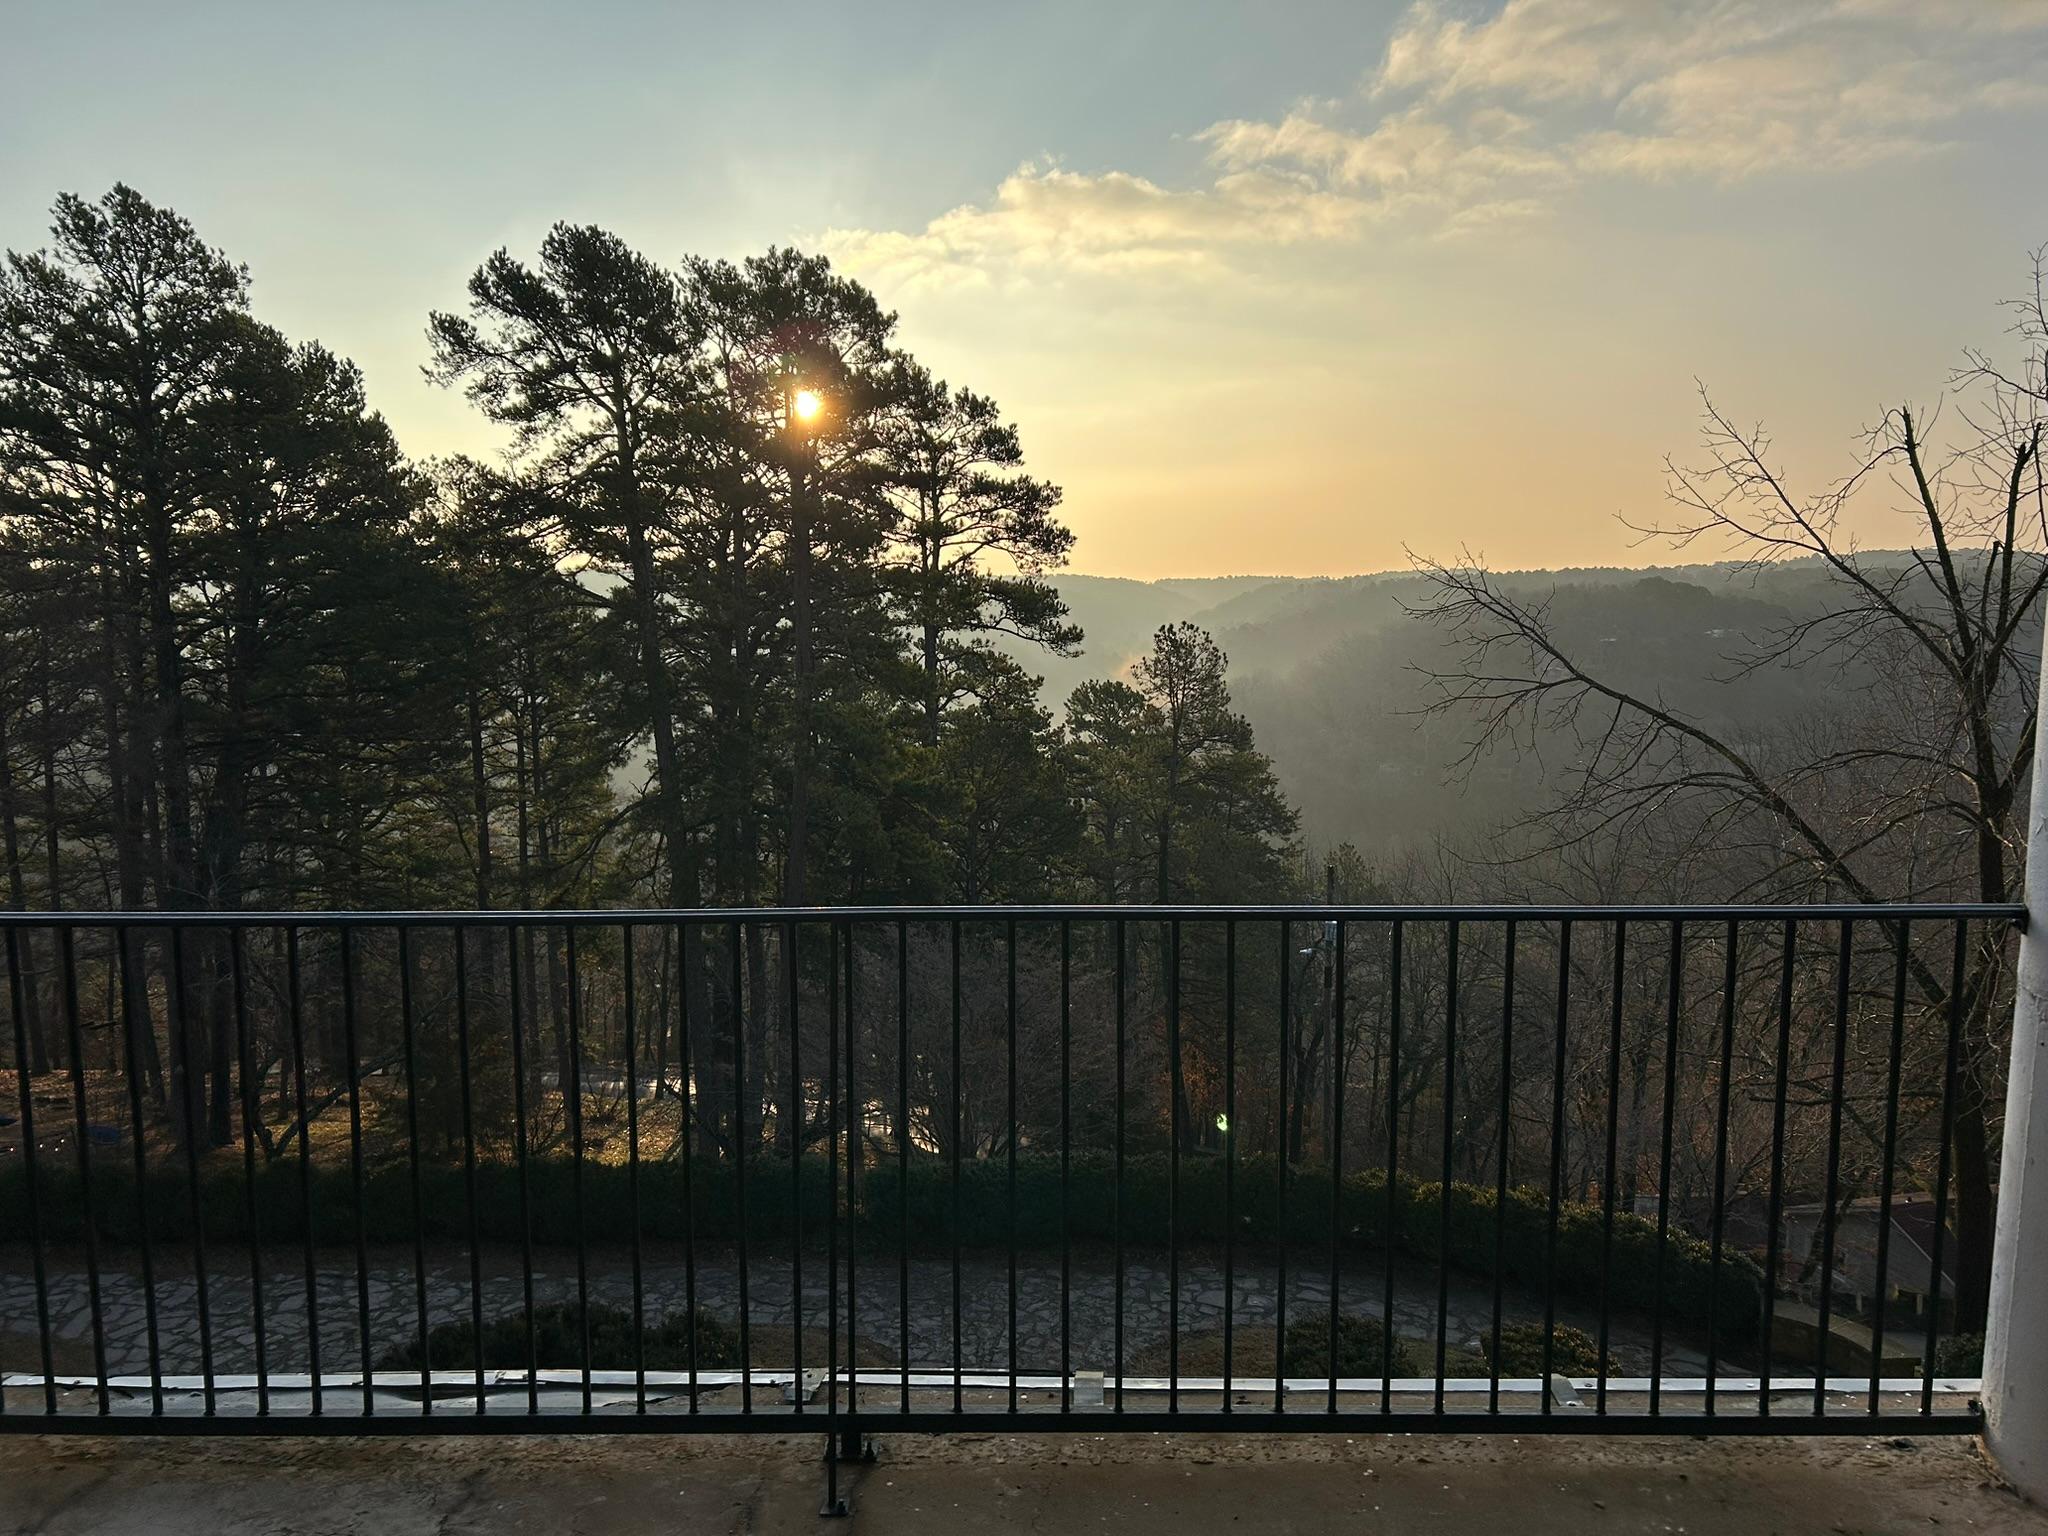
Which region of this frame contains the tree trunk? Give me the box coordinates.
[197,557,262,1147]
[0,695,51,1071]
[615,429,691,911]
[96,608,145,912]
[787,451,813,905]
[38,636,61,909]
[1952,1095,1996,1335]
[468,684,493,909]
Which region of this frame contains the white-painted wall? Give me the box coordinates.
[1985,616,2048,1505]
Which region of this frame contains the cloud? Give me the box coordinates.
[1374,0,1760,106]
[1252,0,2048,189]
[821,160,1368,294]
[823,0,2048,288]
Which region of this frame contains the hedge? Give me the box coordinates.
[0,1149,1763,1344]
[380,1301,739,1372]
[860,1153,1764,1343]
[1281,1315,1412,1377]
[1485,1321,1603,1375]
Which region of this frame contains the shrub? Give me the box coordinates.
[1280,1315,1414,1378]
[380,1301,738,1372]
[1933,1332,1983,1377]
[1483,1320,1603,1375]
[0,1148,1765,1346]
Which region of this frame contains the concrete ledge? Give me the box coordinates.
[4,1424,2046,1534]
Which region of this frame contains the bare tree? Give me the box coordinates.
[1407,249,2048,1333]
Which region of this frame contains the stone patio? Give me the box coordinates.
[4,1241,1733,1381]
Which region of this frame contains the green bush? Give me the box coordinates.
[1933,1332,1983,1376]
[1483,1321,1604,1375]
[1281,1314,1413,1377]
[380,1301,738,1372]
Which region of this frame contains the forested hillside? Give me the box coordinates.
[1014,561,1900,867]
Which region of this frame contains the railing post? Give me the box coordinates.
[1987,626,2048,1504]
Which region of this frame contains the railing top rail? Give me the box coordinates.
[0,901,2026,927]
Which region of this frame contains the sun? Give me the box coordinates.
[792,388,823,422]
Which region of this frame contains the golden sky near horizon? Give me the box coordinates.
[7,0,2048,578]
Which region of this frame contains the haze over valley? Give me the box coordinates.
[1015,558,1890,869]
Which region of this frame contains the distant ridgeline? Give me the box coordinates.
[1014,556,1932,863]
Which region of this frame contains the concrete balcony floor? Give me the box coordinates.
[2,1415,2044,1535]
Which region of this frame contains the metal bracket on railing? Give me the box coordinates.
[1546,1374,1585,1411]
[785,1369,825,1406]
[818,1425,873,1519]
[827,1427,877,1464]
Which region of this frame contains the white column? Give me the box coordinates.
[1985,618,2048,1505]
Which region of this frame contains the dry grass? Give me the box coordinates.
[5,1069,687,1177]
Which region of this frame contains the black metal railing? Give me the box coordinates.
[0,904,2019,1473]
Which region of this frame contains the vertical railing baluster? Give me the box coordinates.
[1379,920,1399,1417]
[1597,920,1626,1414]
[115,926,163,1414]
[622,925,645,1414]
[1169,915,1182,1415]
[5,927,56,1414]
[1489,920,1515,1415]
[1814,919,1853,1417]
[845,921,860,1436]
[507,925,538,1415]
[950,917,962,1414]
[1759,919,1798,1418]
[1061,916,1073,1414]
[566,924,591,1414]
[59,928,108,1415]
[732,920,750,1414]
[1705,919,1737,1419]
[1650,918,1683,1417]
[166,927,215,1413]
[1,938,12,1423]
[824,918,843,1510]
[1921,919,1966,1416]
[788,919,804,1418]
[1540,919,1571,1413]
[230,927,267,1416]
[898,919,910,1414]
[1006,915,1019,1416]
[677,920,699,1412]
[1868,921,1909,1416]
[450,927,483,1415]
[1114,916,1126,1416]
[1223,917,1235,1415]
[1329,917,1345,1417]
[507,925,540,1417]
[337,929,371,1416]
[1276,918,1289,1415]
[286,927,319,1416]
[399,926,431,1415]
[1435,919,1458,1414]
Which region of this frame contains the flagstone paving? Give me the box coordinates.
[2,1243,1722,1379]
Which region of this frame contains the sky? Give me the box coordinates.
[5,0,2048,578]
